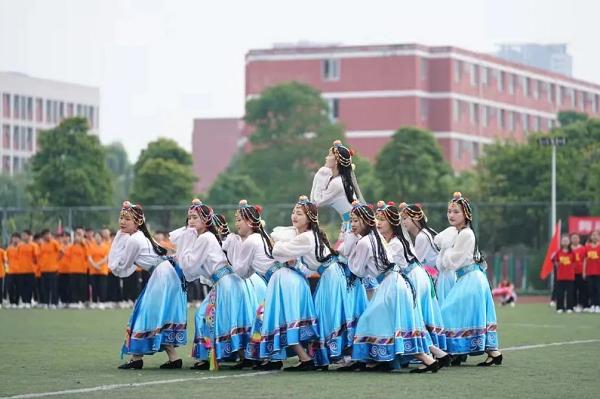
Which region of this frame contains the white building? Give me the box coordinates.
[0,72,100,175]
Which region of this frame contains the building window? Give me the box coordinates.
[482,105,488,127]
[13,156,20,174]
[455,140,462,160]
[499,109,505,129]
[14,95,20,120]
[454,60,461,83]
[470,64,477,86]
[473,142,481,162]
[27,127,33,151]
[556,86,562,105]
[420,98,428,122]
[593,95,598,114]
[469,103,478,125]
[522,113,528,133]
[522,77,529,97]
[2,93,10,118]
[579,92,585,111]
[322,59,340,81]
[2,156,9,174]
[508,74,515,95]
[326,98,339,122]
[26,97,33,121]
[533,116,540,131]
[481,67,488,85]
[35,98,43,122]
[546,82,552,102]
[420,59,428,81]
[453,99,460,122]
[13,126,19,150]
[497,70,504,92]
[2,125,10,149]
[547,118,553,130]
[532,80,539,99]
[508,111,515,132]
[59,102,65,120]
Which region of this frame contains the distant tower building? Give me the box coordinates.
[496,44,572,77]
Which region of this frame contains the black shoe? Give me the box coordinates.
[400,362,410,369]
[437,354,452,369]
[477,353,503,367]
[365,362,393,372]
[253,361,283,371]
[284,360,316,372]
[190,362,210,370]
[451,354,468,366]
[118,359,143,370]
[316,365,329,371]
[336,362,366,372]
[159,359,182,369]
[228,359,254,370]
[410,360,440,374]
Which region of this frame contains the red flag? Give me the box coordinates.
[540,220,561,280]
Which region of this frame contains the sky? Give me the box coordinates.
[0,0,597,162]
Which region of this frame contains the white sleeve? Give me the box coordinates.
[272,232,313,262]
[414,234,429,263]
[434,227,457,250]
[108,231,143,278]
[231,235,257,279]
[340,230,361,258]
[222,233,242,259]
[441,229,475,271]
[177,232,209,281]
[271,226,297,243]
[310,167,344,207]
[347,237,371,278]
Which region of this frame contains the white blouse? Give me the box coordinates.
[310,167,352,217]
[271,228,330,271]
[108,230,167,278]
[344,230,390,279]
[435,227,476,271]
[226,232,276,279]
[414,230,439,266]
[176,230,230,282]
[386,236,412,269]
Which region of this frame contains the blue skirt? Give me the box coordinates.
[192,272,253,361]
[313,262,368,366]
[406,263,446,350]
[352,270,431,363]
[122,260,187,356]
[246,266,319,360]
[440,264,499,355]
[245,273,267,314]
[436,268,456,305]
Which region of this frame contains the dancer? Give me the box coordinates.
[340,202,439,373]
[109,201,187,370]
[437,192,502,366]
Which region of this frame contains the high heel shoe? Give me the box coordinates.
[160,359,182,369]
[118,359,143,370]
[190,362,210,370]
[336,362,366,372]
[283,360,316,371]
[253,361,283,371]
[437,354,452,369]
[409,360,440,374]
[228,359,254,370]
[451,354,467,366]
[477,353,503,367]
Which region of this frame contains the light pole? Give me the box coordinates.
[538,136,567,237]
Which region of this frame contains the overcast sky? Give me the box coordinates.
[0,0,596,162]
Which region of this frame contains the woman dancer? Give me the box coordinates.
[109,201,187,370]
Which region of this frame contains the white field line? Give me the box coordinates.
[2,339,600,399]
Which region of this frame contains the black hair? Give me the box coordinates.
[128,205,167,256]
[333,145,358,204]
[238,206,273,259]
[22,229,32,236]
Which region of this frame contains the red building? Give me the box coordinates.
[193,43,600,193]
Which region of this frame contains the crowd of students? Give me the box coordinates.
[551,231,600,313]
[0,228,209,310]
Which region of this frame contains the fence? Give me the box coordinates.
[2,201,599,293]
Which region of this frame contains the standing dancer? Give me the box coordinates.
[340,202,439,373]
[401,203,456,304]
[109,201,188,370]
[311,139,377,297]
[437,192,502,366]
[376,201,450,367]
[172,199,252,370]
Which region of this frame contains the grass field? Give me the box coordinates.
[1,302,599,399]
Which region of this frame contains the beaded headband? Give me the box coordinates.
[401,202,426,222]
[376,200,401,226]
[120,201,144,225]
[448,192,473,221]
[351,200,376,227]
[237,199,263,229]
[213,214,230,236]
[189,198,214,225]
[330,139,353,168]
[296,195,318,223]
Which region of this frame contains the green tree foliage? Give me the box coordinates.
[374,127,454,203]
[105,142,133,206]
[207,172,265,205]
[28,118,112,207]
[213,82,343,204]
[131,138,196,206]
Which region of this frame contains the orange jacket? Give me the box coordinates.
[38,239,63,273]
[88,241,109,276]
[17,242,38,274]
[65,243,89,274]
[0,248,6,278]
[6,245,20,274]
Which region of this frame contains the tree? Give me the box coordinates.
[374,127,454,203]
[28,117,113,207]
[134,138,192,174]
[105,142,133,206]
[207,172,265,205]
[217,82,344,204]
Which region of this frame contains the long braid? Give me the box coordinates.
[121,201,167,256]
